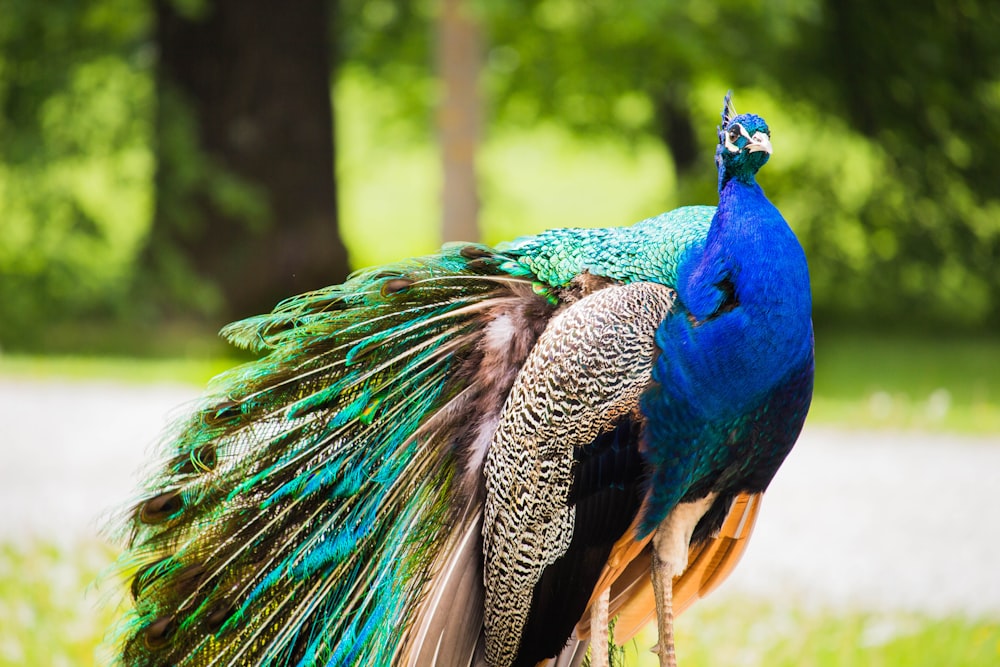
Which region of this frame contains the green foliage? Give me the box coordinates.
[0,0,154,347]
[479,0,808,135]
[0,540,119,666]
[338,0,1000,331]
[3,0,1000,351]
[336,69,675,269]
[335,68,442,267]
[780,1,1000,328]
[337,0,437,119]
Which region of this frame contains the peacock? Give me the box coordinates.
[111,93,813,667]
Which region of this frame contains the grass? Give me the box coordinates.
[622,598,1000,666]
[0,354,236,387]
[810,331,1000,434]
[0,540,119,667]
[2,537,997,666]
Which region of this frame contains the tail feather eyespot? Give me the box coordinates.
[139,491,184,524]
[143,615,177,649]
[206,599,236,632]
[175,444,219,474]
[460,245,493,260]
[381,278,415,296]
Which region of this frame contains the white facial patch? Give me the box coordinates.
[724,123,753,154]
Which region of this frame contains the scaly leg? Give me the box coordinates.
[649,494,716,667]
[589,587,610,667]
[650,550,677,667]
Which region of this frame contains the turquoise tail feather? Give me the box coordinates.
[111,245,553,667]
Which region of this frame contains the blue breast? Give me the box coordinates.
[638,178,813,533]
[667,179,811,419]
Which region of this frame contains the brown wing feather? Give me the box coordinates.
[574,492,762,642]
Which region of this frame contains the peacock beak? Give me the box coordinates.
[746,132,772,155]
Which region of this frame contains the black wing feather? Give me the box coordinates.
[514,417,646,665]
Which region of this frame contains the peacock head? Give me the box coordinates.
[715,92,772,188]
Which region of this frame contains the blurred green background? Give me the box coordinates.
[3,0,1000,347]
[1,0,999,665]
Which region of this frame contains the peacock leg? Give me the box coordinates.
[589,587,610,667]
[650,550,678,667]
[649,494,716,667]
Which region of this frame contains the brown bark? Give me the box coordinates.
[152,0,348,320]
[653,84,698,176]
[437,0,482,244]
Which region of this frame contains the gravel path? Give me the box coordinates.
[721,427,1000,617]
[2,378,998,617]
[0,378,199,541]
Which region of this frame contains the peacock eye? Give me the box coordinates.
[727,125,742,144]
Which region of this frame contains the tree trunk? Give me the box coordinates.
[437,0,482,244]
[653,84,699,177]
[151,0,348,320]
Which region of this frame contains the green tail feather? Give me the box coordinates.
[110,244,545,666]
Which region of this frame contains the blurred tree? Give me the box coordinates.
[481,1,787,166]
[437,0,483,243]
[0,0,154,349]
[149,0,349,320]
[3,0,1000,348]
[477,0,1000,329]
[783,0,1000,328]
[339,0,482,243]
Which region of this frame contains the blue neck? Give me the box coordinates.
[655,177,812,421]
